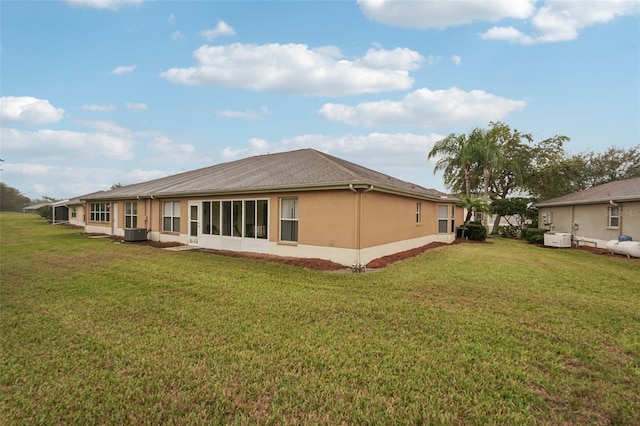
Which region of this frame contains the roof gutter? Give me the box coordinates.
[536,194,640,208]
[80,182,458,203]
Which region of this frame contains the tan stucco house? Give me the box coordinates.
[536,176,640,247]
[79,149,462,267]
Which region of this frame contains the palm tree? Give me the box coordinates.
[470,127,503,201]
[428,133,476,197]
[461,196,491,225]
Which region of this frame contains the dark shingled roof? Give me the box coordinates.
[83,149,454,202]
[536,176,640,207]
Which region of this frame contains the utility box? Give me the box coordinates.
[124,228,147,242]
[543,232,571,248]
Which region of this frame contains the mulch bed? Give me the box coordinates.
[82,229,639,270]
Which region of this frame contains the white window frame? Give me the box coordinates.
[125,202,138,229]
[280,198,298,242]
[202,199,268,239]
[544,211,553,226]
[416,202,422,224]
[438,205,448,234]
[608,206,619,228]
[90,203,110,223]
[163,201,181,233]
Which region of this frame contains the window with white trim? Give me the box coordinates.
[608,206,619,228]
[90,203,110,223]
[162,201,180,232]
[280,198,298,242]
[71,207,77,218]
[125,202,137,228]
[416,202,421,224]
[438,205,448,233]
[544,211,553,226]
[202,199,267,239]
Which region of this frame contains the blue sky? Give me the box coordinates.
[1,0,639,200]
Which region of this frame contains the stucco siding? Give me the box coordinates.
[620,201,640,240]
[360,192,455,248]
[294,191,357,249]
[83,190,459,266]
[539,201,640,247]
[539,206,572,233]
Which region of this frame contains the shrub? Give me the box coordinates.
[466,221,487,241]
[522,227,548,244]
[496,225,520,239]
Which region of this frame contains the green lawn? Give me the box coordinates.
[1,212,639,425]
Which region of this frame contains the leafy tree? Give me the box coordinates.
[527,143,640,200]
[580,146,640,187]
[0,183,32,212]
[491,197,537,237]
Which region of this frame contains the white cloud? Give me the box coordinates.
[168,12,175,25]
[110,65,136,75]
[1,128,135,161]
[66,0,143,11]
[0,96,65,125]
[3,162,168,198]
[81,104,116,112]
[451,55,462,66]
[201,21,236,41]
[216,107,267,120]
[160,43,421,96]
[125,102,147,112]
[484,0,640,44]
[481,26,534,44]
[318,87,525,127]
[357,0,535,29]
[358,0,640,44]
[77,119,129,134]
[170,30,184,41]
[220,132,447,188]
[147,136,195,160]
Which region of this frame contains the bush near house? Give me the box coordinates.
[466,221,488,241]
[523,227,549,244]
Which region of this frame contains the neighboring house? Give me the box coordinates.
[66,191,105,227]
[80,149,462,267]
[23,202,51,213]
[536,176,640,247]
[50,199,70,224]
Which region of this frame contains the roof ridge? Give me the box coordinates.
[309,149,371,182]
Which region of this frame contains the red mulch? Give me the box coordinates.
[84,229,638,271]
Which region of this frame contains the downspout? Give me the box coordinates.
[349,184,363,272]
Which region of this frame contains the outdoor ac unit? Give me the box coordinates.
[124,228,147,242]
[543,232,571,248]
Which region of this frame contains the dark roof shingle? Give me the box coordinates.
[536,176,640,207]
[83,149,452,201]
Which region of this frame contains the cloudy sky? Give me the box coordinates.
[1,0,639,199]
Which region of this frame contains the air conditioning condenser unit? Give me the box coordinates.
[124,228,148,242]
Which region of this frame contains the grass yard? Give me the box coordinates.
[1,212,639,425]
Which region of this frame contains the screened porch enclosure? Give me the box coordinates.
[197,199,270,252]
